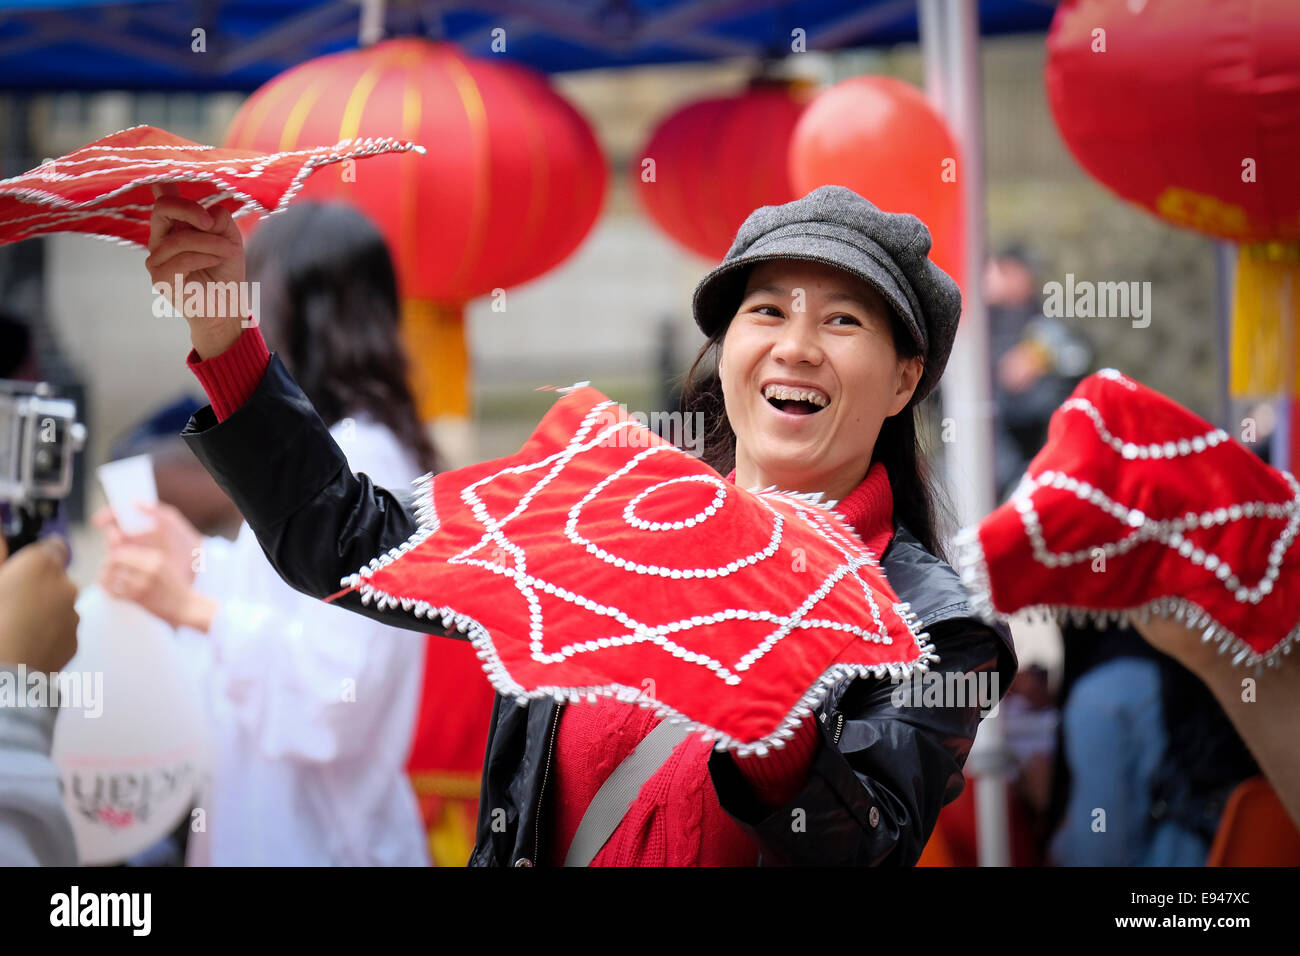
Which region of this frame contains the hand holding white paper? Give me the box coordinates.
[96,455,158,536]
[51,586,210,865]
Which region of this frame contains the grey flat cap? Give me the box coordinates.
[691,184,961,405]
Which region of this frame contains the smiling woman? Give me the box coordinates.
[721,261,921,503]
[142,181,1017,867]
[685,185,960,562]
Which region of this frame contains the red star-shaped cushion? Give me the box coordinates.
[337,385,934,755]
[955,368,1299,668]
[0,125,422,248]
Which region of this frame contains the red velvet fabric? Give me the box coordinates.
[346,385,930,752]
[546,462,897,866]
[0,125,420,248]
[958,368,1299,666]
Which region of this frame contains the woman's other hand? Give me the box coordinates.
[145,188,248,359]
[98,541,217,633]
[93,501,205,587]
[94,503,215,632]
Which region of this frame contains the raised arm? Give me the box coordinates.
[146,195,445,636]
[1133,615,1300,830]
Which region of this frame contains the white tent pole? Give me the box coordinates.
[918,0,1012,869]
[358,0,386,46]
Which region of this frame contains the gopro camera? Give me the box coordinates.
[0,378,86,553]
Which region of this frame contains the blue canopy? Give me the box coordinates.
[0,0,1055,91]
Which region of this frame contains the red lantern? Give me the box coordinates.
[227,37,607,421]
[788,76,964,288]
[1046,0,1300,244]
[1046,0,1300,423]
[633,81,810,261]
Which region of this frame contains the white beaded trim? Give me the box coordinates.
[1010,468,1299,605]
[1061,397,1229,461]
[1,124,426,247]
[566,444,785,579]
[623,475,726,531]
[1096,367,1138,390]
[953,498,1300,673]
[333,396,937,756]
[951,367,1300,671]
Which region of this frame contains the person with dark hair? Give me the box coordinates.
[138,185,1016,866]
[245,204,437,475]
[1046,622,1260,866]
[99,202,433,866]
[682,253,950,562]
[986,246,1092,499]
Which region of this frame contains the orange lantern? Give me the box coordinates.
[632,80,811,261]
[227,37,607,423]
[788,76,964,289]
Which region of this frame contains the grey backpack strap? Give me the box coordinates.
[563,718,693,867]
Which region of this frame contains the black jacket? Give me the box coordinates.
[182,353,1018,867]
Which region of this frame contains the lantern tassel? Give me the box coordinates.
[1229,242,1300,399]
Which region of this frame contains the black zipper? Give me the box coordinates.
[832,713,845,746]
[532,705,561,863]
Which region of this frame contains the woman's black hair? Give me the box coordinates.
[244,202,439,475]
[680,270,954,562]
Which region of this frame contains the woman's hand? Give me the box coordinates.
[145,187,248,359]
[94,503,216,632]
[93,501,204,587]
[98,542,217,633]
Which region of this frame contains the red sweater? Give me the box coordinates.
[188,325,897,866]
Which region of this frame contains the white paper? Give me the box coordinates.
[97,454,158,535]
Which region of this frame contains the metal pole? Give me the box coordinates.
[358,0,386,46]
[1273,271,1295,471]
[1213,241,1236,430]
[918,0,1011,868]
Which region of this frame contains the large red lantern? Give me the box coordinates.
[1046,0,1300,413]
[632,80,811,261]
[788,76,964,288]
[227,37,607,423]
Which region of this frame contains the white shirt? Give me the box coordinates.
[180,412,430,866]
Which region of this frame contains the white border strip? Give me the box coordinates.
[952,524,1298,671]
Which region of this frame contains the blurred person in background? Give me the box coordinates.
[97,203,437,866]
[1046,621,1259,866]
[998,664,1058,861]
[0,534,80,866]
[987,246,1092,499]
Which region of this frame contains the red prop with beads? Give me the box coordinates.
[955,369,1299,668]
[0,125,422,248]
[332,385,934,755]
